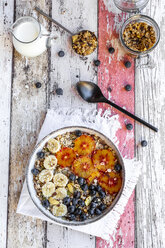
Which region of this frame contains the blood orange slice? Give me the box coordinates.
[92,149,117,172]
[87,170,100,184]
[74,135,95,156]
[98,172,122,194]
[56,147,76,168]
[72,156,96,179]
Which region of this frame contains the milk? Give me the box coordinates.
[12,21,49,57]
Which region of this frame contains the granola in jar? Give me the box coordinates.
[123,21,156,52]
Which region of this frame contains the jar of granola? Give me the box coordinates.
[120,14,160,68]
[113,0,160,68]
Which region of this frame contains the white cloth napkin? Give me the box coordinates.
[17,108,142,241]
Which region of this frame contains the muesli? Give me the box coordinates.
[32,130,122,221]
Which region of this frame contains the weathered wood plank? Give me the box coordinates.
[46,0,97,247]
[135,1,165,247]
[96,0,135,247]
[7,0,50,247]
[0,1,14,247]
[47,224,95,248]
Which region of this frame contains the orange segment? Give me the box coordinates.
[87,170,100,184]
[92,149,117,172]
[56,147,76,168]
[98,172,122,194]
[74,135,95,156]
[72,156,96,179]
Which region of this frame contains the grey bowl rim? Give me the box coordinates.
[26,126,125,226]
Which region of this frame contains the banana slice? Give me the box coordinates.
[52,203,67,217]
[53,173,68,187]
[42,182,55,197]
[44,155,57,169]
[47,139,60,153]
[54,187,67,200]
[39,169,53,183]
[48,197,59,205]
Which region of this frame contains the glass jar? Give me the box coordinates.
[119,14,160,68]
[114,0,149,13]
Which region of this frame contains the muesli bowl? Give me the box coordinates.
[26,126,125,226]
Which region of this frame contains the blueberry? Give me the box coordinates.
[77,177,85,186]
[90,190,96,196]
[107,86,112,92]
[141,140,148,147]
[37,151,45,159]
[68,205,75,213]
[96,185,102,192]
[42,199,50,208]
[74,207,82,216]
[69,173,76,181]
[95,208,102,215]
[126,123,133,130]
[78,199,85,207]
[75,130,82,137]
[108,47,115,54]
[81,184,88,191]
[58,50,65,57]
[56,88,63,95]
[89,184,95,190]
[124,61,131,68]
[125,84,132,91]
[90,202,97,208]
[69,214,76,221]
[99,203,106,211]
[63,197,71,205]
[80,213,87,221]
[94,60,101,66]
[72,198,79,206]
[31,168,40,176]
[92,197,100,203]
[99,190,106,199]
[88,208,95,215]
[35,82,42,88]
[73,191,81,199]
[114,163,122,172]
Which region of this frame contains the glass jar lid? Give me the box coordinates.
[113,0,149,13]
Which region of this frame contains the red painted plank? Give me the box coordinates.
[96,1,135,247]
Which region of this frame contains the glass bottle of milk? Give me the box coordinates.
[10,16,56,57]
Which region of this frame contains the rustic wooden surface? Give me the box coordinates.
[0,0,165,248]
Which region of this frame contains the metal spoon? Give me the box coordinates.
[76,81,158,132]
[35,7,97,56]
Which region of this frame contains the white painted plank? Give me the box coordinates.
[47,224,95,248]
[6,0,50,247]
[47,0,97,247]
[0,0,14,247]
[48,0,98,109]
[135,1,165,248]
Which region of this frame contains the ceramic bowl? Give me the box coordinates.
[26,126,125,226]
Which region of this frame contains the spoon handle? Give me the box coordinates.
[104,99,158,132]
[35,7,74,36]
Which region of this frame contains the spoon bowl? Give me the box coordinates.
[76,81,104,103]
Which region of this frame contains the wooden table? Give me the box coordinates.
[1,0,164,247]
